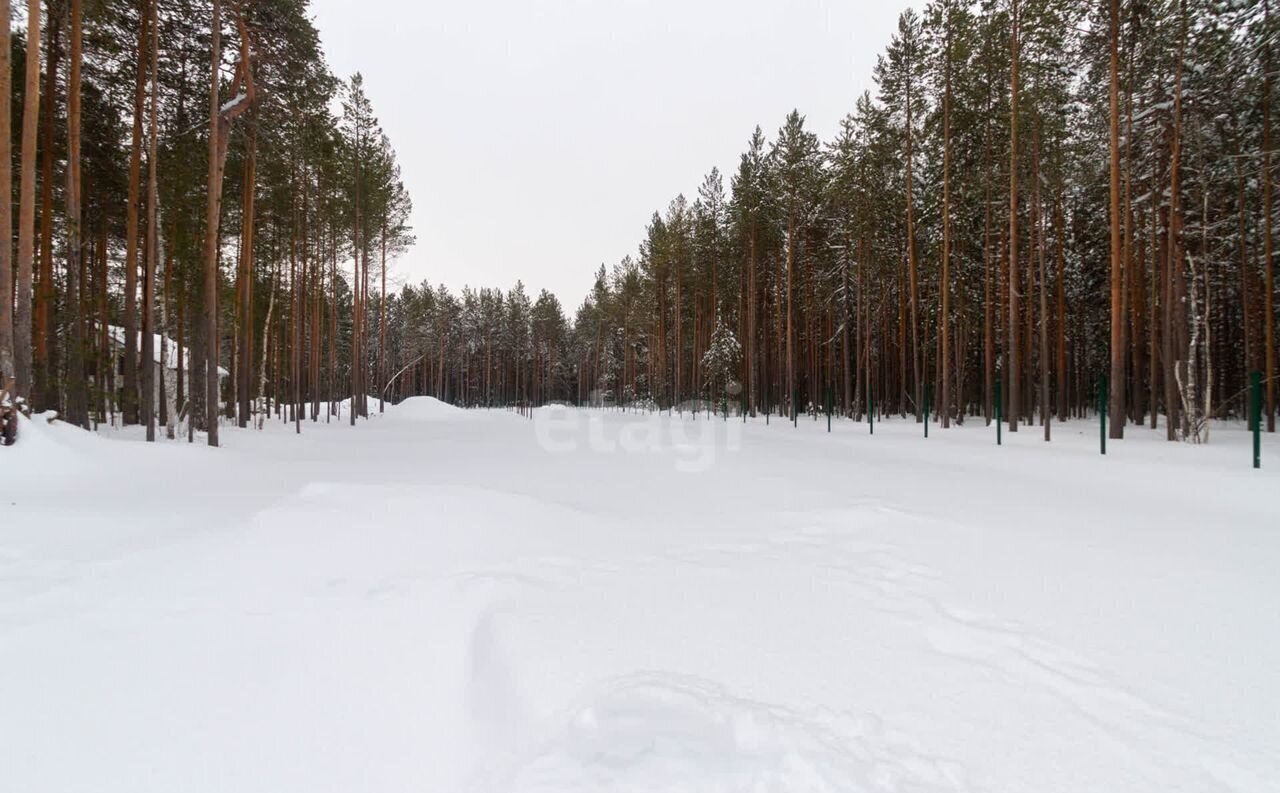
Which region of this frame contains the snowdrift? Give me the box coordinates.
[5,412,97,474]
[390,396,465,422]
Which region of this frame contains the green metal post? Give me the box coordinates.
[1099,375,1107,456]
[1249,374,1257,433]
[793,388,798,427]
[826,388,832,433]
[995,379,1002,446]
[1253,371,1263,469]
[924,384,930,438]
[869,387,875,435]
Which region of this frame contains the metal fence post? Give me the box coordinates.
[1253,371,1263,469]
[1099,375,1107,456]
[995,379,1002,446]
[924,384,931,438]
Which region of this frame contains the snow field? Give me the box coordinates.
[2,399,1277,792]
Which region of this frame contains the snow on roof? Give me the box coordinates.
[106,325,229,377]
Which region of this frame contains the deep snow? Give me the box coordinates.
[2,400,1277,792]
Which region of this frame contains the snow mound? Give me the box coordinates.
[495,674,946,793]
[391,396,465,421]
[333,395,381,414]
[5,412,94,474]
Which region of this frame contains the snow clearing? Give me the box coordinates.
[3,402,1277,792]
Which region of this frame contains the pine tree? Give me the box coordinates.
[773,110,823,418]
[877,9,929,421]
[0,0,13,406]
[14,0,40,404]
[702,317,741,409]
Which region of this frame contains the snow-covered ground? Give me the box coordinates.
[3,401,1278,792]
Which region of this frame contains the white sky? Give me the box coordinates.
[309,0,908,312]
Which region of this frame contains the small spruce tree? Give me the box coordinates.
[702,317,742,412]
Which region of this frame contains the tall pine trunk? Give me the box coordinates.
[0,0,13,403]
[786,210,795,418]
[1035,122,1050,441]
[906,45,922,422]
[982,77,994,424]
[34,2,60,413]
[1265,0,1276,431]
[238,118,256,427]
[142,0,159,441]
[379,220,387,413]
[64,0,87,428]
[747,223,757,415]
[350,116,361,425]
[1008,0,1020,432]
[122,0,148,426]
[14,0,39,402]
[203,0,222,445]
[940,13,952,428]
[1107,0,1125,439]
[1165,0,1187,440]
[1054,174,1068,422]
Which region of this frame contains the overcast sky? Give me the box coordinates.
[309,0,909,312]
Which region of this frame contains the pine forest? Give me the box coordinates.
[0,0,1277,446]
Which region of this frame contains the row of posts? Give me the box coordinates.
[725,372,1265,470]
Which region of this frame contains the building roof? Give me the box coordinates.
[106,325,230,377]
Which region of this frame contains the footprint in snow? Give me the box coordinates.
[487,673,967,793]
